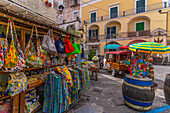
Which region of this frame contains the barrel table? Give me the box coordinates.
[164,74,170,105]
[122,75,155,111]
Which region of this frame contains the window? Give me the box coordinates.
[136,0,146,13]
[136,22,145,31]
[73,11,78,20]
[59,15,63,24]
[110,6,118,19]
[89,29,98,41]
[74,0,78,5]
[90,12,97,23]
[107,26,117,39]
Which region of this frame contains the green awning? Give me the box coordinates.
[104,44,120,49]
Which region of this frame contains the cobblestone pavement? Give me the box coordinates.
[68,65,170,113]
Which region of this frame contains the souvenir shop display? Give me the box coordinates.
[122,42,170,111]
[0,13,82,112]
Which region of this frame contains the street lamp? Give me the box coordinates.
[158,10,168,32]
[58,4,64,14]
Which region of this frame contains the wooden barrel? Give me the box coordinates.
[122,75,155,111]
[164,74,170,105]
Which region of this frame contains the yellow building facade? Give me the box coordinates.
[81,0,170,58]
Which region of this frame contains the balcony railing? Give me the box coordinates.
[85,2,168,24]
[88,36,99,42]
[96,30,150,40]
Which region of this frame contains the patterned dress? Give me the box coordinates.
[69,68,80,103]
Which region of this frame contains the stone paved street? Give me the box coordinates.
[68,65,170,113]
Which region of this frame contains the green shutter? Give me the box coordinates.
[136,22,144,31]
[96,29,98,36]
[91,12,96,23]
[110,7,118,19]
[112,26,117,38]
[136,0,145,13]
[89,30,91,36]
[107,27,110,39]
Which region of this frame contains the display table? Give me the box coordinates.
[88,67,99,81]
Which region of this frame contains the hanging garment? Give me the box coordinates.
[43,72,63,113]
[69,68,80,103]
[82,67,90,91]
[55,66,73,105]
[6,72,27,96]
[74,66,86,97]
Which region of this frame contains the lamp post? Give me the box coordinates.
[158,10,168,32]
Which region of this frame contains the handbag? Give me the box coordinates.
[6,72,27,96]
[55,34,65,53]
[39,41,48,65]
[42,30,57,53]
[3,20,26,72]
[24,25,42,68]
[66,38,81,56]
[65,35,75,54]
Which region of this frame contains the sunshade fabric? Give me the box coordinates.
[129,42,170,54]
[104,44,120,49]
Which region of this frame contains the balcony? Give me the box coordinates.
[84,2,168,24]
[88,36,99,42]
[98,30,150,40]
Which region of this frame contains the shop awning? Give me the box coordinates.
[119,46,129,50]
[105,51,131,54]
[104,44,120,49]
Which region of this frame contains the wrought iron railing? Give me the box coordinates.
[84,2,168,24]
[96,30,150,40]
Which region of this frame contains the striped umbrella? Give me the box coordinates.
[129,42,170,54]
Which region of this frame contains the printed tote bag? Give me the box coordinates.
[3,19,26,72]
[24,25,42,67]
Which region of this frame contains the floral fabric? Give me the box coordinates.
[6,72,27,96]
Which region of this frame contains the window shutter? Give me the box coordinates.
[107,27,110,39]
[136,22,144,31]
[96,29,98,36]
